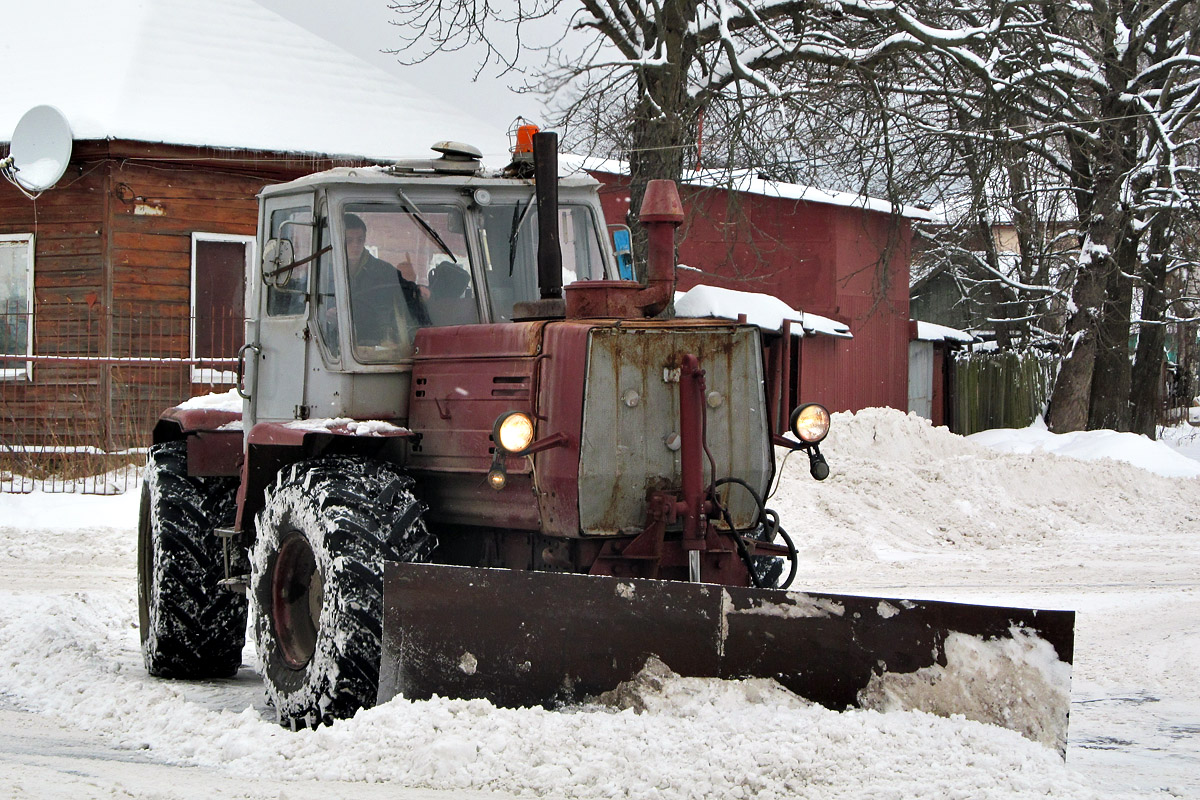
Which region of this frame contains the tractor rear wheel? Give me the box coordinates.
[250,457,434,729]
[138,440,245,678]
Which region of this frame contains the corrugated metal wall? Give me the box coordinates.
[592,173,913,414]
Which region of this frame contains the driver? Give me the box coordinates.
[344,213,431,345]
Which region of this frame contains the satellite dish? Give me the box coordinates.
[7,105,73,192]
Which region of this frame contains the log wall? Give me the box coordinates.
[1,140,362,462]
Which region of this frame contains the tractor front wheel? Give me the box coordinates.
[138,440,245,678]
[250,457,434,729]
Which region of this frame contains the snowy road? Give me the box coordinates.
[0,409,1197,799]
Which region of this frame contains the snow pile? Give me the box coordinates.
[177,389,242,413]
[770,408,1199,567]
[859,627,1072,754]
[969,418,1200,478]
[1159,421,1200,463]
[675,284,851,336]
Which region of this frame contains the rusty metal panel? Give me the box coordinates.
[186,430,242,476]
[379,564,725,708]
[412,321,546,360]
[532,322,591,538]
[407,358,537,472]
[405,325,543,530]
[578,324,770,535]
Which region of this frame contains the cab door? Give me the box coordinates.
[244,193,317,425]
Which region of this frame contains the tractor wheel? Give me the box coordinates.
[138,440,245,678]
[250,457,435,729]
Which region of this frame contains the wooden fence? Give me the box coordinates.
[951,350,1056,435]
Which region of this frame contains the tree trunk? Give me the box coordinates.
[624,0,699,267]
[1048,112,1132,433]
[1046,261,1106,433]
[1130,223,1170,437]
[1088,242,1134,430]
[1047,209,1112,435]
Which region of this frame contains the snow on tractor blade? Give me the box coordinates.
[378,563,1075,753]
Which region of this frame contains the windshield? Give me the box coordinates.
[343,203,478,363]
[478,204,607,321]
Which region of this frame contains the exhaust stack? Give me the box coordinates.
[534,132,564,302]
[636,179,684,316]
[512,131,568,320]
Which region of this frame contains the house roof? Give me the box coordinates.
[568,155,935,221]
[1,0,510,162]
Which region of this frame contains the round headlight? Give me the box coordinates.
[790,403,830,444]
[494,412,535,454]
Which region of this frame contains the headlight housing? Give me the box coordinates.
[789,403,830,445]
[493,411,535,455]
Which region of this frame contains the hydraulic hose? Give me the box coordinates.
[712,477,799,590]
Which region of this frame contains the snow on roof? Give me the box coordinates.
[913,320,976,343]
[1,0,511,162]
[565,154,934,221]
[675,285,853,338]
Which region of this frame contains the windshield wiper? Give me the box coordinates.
[395,187,456,260]
[508,194,536,276]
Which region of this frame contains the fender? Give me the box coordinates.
[234,420,419,538]
[152,406,244,478]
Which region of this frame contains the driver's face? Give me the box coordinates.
[345,228,366,264]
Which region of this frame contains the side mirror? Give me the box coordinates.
[262,238,297,288]
[609,225,635,280]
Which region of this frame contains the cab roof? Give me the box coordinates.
[259,163,601,200]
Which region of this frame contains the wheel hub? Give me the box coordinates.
[272,532,322,669]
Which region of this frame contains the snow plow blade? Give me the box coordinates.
[378,563,1075,751]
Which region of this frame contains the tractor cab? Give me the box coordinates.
[247,147,620,425]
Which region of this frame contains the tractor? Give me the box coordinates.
[139,130,1074,750]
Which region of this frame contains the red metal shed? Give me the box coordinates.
[589,171,921,414]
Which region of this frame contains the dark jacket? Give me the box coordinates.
[348,253,431,344]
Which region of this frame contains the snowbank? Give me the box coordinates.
[1,407,1197,798]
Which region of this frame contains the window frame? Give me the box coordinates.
[190,232,255,384]
[0,233,35,382]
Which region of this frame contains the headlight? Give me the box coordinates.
[493,411,535,454]
[789,403,830,445]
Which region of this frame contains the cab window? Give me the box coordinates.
[265,207,312,317]
[343,203,479,364]
[478,204,606,321]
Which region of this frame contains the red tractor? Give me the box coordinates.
[139,132,1073,750]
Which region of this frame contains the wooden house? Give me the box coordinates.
[0,0,506,469]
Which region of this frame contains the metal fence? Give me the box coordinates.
[0,306,241,493]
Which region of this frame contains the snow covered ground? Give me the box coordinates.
[0,408,1196,799]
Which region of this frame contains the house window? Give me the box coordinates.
[0,234,34,381]
[191,233,253,384]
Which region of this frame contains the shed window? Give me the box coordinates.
[192,233,253,384]
[0,234,34,381]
